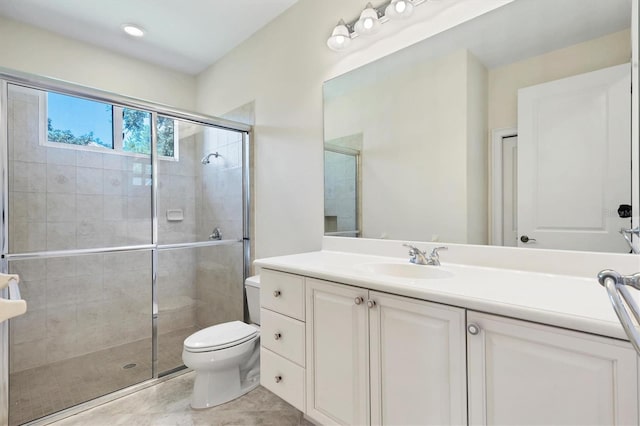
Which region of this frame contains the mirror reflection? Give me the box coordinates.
[323,0,633,253]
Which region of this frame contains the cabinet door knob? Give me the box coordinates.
[274,332,282,340]
[273,290,281,298]
[467,323,480,335]
[354,296,364,305]
[367,300,377,309]
[275,375,283,383]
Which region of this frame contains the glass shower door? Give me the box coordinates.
[156,120,246,374]
[5,84,154,425]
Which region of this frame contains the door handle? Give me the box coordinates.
[520,235,536,243]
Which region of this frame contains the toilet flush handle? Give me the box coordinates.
[273,290,281,298]
[274,332,282,340]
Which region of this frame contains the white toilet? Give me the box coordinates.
[182,275,261,409]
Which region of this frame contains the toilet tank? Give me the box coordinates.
[245,275,260,325]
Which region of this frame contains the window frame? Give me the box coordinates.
[30,87,179,161]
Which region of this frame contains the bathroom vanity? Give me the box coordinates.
[256,244,639,426]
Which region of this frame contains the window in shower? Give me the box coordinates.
[43,89,178,159]
[47,92,114,148]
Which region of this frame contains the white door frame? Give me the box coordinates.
[491,127,517,246]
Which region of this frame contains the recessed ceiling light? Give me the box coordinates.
[122,24,145,37]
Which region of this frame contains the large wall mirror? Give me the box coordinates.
[323,0,636,253]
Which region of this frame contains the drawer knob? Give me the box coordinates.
[367,300,377,309]
[274,332,282,340]
[275,375,283,383]
[273,290,281,298]
[354,296,364,305]
[467,324,480,335]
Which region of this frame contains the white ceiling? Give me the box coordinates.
[0,0,299,75]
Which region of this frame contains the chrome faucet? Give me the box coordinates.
[402,244,448,266]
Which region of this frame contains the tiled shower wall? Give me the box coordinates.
[8,86,154,372]
[8,86,244,373]
[324,134,361,234]
[195,128,244,327]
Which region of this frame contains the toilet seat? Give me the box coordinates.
[184,321,259,353]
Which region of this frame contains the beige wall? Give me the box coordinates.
[0,16,196,110]
[488,29,631,131]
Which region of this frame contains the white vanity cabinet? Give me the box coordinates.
[258,266,639,426]
[305,278,467,426]
[466,311,639,426]
[259,269,306,411]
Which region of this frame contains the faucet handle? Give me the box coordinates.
[429,246,448,258]
[402,243,424,254]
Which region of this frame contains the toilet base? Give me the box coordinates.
[190,367,260,409]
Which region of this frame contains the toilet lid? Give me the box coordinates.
[184,321,259,352]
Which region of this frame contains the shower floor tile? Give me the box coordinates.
[9,327,197,426]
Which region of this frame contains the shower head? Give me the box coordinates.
[201,152,220,164]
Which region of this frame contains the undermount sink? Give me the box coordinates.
[356,262,454,280]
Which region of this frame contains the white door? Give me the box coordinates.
[467,311,639,426]
[305,279,369,426]
[517,63,631,252]
[369,291,466,426]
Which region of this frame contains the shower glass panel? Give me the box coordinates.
[6,85,153,252]
[5,83,155,425]
[7,251,153,426]
[156,120,245,375]
[157,119,244,245]
[157,243,244,374]
[324,148,359,237]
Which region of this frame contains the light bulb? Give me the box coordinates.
[364,18,374,29]
[395,1,407,13]
[385,0,414,19]
[354,3,381,35]
[327,20,352,51]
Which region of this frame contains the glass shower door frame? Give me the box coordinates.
[0,69,252,426]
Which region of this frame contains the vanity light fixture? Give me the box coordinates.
[122,24,145,37]
[354,3,382,36]
[327,0,425,52]
[327,19,352,51]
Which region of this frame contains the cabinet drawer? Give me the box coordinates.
[260,269,305,320]
[261,308,305,367]
[261,347,305,412]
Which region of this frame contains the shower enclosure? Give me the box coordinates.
[0,70,251,426]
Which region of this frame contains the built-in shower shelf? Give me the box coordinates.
[166,209,184,222]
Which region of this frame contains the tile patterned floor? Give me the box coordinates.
[9,327,197,426]
[50,373,312,426]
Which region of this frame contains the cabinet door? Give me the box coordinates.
[369,291,466,426]
[467,311,639,426]
[305,278,369,425]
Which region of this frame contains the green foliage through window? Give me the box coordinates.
[47,118,110,148]
[46,92,176,158]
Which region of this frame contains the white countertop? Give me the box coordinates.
[255,250,630,341]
